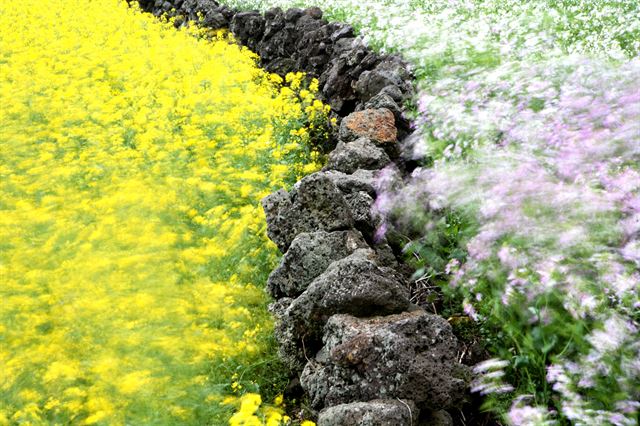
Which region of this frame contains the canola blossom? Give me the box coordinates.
[0,1,327,424]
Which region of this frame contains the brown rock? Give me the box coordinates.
[340,109,397,145]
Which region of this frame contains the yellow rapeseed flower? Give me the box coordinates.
[0,0,328,424]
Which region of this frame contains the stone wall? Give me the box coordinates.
[137,0,413,134]
[137,1,470,424]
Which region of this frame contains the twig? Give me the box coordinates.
[301,335,312,366]
[458,408,467,425]
[396,398,413,426]
[458,346,467,364]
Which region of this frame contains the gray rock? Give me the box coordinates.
[261,173,354,252]
[264,57,297,75]
[267,230,368,298]
[270,297,313,372]
[293,22,346,75]
[318,399,419,426]
[306,54,331,71]
[161,1,173,13]
[198,3,229,28]
[378,85,405,103]
[144,0,236,26]
[344,191,378,239]
[284,7,305,22]
[355,59,412,102]
[259,28,297,62]
[320,59,358,113]
[295,14,324,35]
[345,191,374,223]
[365,93,402,121]
[264,7,285,34]
[300,310,469,410]
[320,38,380,114]
[289,173,355,238]
[230,11,266,51]
[325,138,390,174]
[275,249,410,370]
[166,0,228,28]
[261,189,294,253]
[290,249,409,323]
[203,11,228,28]
[273,313,315,372]
[332,37,359,56]
[330,24,355,42]
[350,51,379,72]
[320,169,377,196]
[268,297,294,319]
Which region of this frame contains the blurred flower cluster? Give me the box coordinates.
[0,0,327,424]
[223,0,639,423]
[376,25,639,426]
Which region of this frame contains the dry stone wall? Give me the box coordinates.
[137,0,413,137]
[138,1,471,424]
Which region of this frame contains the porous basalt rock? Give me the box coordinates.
[320,38,381,114]
[267,230,369,298]
[183,0,230,27]
[289,173,355,235]
[274,249,411,371]
[362,86,412,136]
[291,249,410,324]
[261,189,294,253]
[270,297,310,372]
[257,8,296,64]
[325,138,391,174]
[300,310,469,410]
[261,173,354,252]
[364,90,401,117]
[317,399,419,426]
[355,58,412,102]
[343,191,378,239]
[319,169,377,196]
[230,11,266,51]
[339,109,397,145]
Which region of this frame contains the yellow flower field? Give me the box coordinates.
[0,1,326,424]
